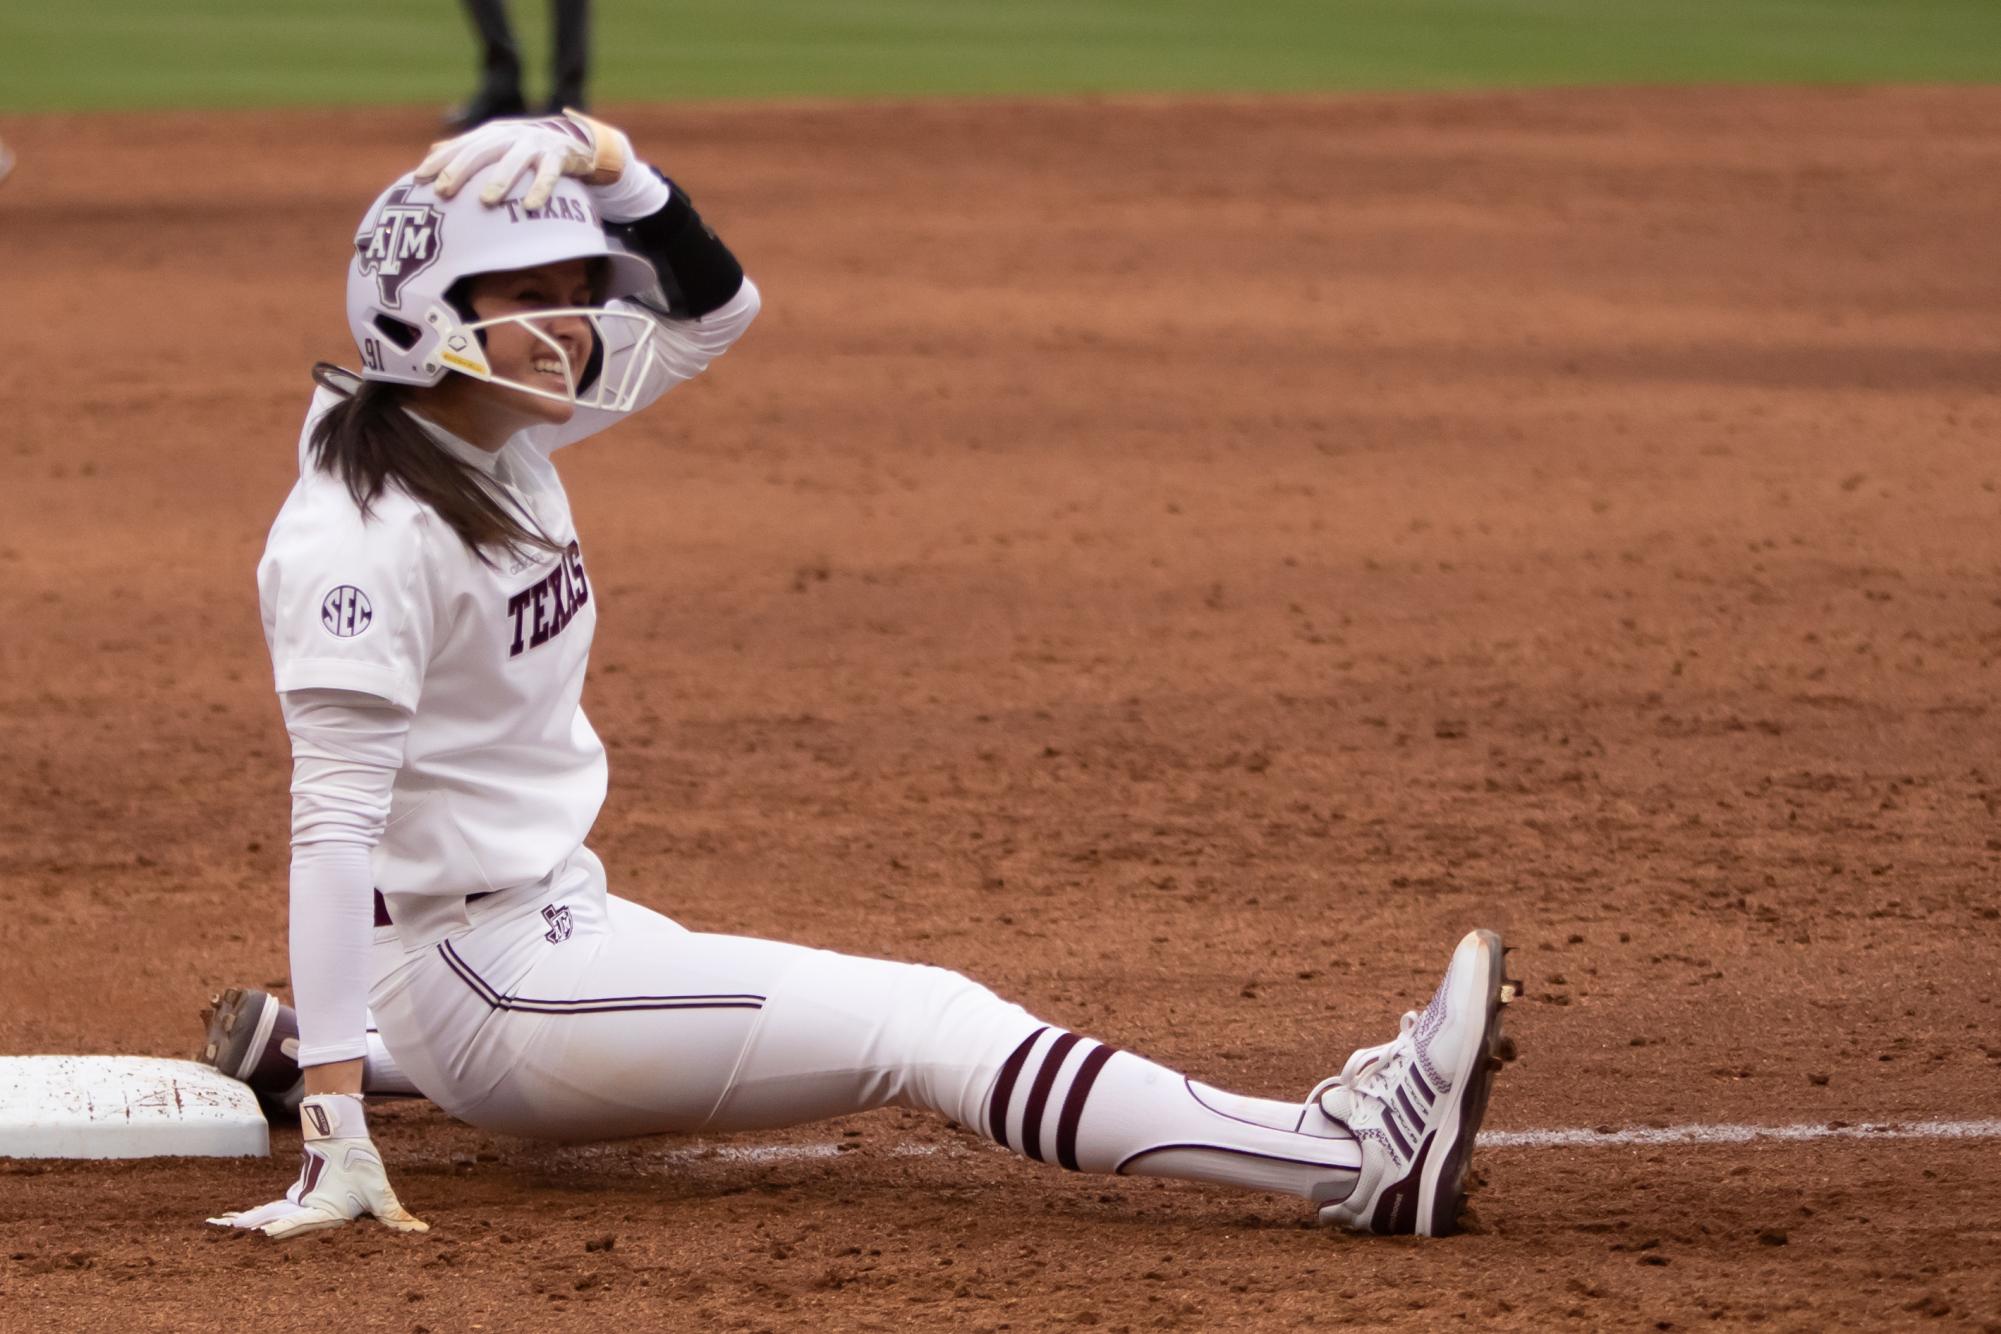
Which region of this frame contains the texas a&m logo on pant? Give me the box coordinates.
[542,903,574,944]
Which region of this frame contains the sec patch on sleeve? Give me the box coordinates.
[320,585,374,638]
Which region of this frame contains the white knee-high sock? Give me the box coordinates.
[1182,1080,1336,1134]
[983,1027,1359,1205]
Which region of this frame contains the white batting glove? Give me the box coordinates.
[207,1093,427,1239]
[414,110,671,221]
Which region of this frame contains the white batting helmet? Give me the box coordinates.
[345,166,660,409]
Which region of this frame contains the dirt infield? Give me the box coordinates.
[3,87,2000,1330]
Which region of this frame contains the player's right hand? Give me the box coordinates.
[207,1093,427,1239]
[416,110,666,221]
[419,113,600,209]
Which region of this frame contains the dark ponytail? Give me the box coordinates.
[306,364,560,567]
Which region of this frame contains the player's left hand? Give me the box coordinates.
[417,110,666,220]
[206,1094,428,1239]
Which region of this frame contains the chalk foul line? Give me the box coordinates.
[1476,1118,2001,1149]
[560,1118,2001,1170]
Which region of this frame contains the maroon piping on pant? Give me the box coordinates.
[435,939,765,1015]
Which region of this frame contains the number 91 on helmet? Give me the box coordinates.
[345,166,661,412]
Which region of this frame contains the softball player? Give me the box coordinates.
[207,113,1516,1240]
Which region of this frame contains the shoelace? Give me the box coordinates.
[1310,1009,1419,1120]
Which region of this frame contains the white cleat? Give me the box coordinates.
[1313,929,1518,1236]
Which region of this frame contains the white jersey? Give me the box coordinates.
[260,283,760,902]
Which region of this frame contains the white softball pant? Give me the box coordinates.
[368,848,1361,1204]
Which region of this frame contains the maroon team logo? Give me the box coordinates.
[355,185,444,308]
[542,903,573,944]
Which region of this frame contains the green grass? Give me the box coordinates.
[3,0,1999,114]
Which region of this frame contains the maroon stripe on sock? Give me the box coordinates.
[1054,1043,1118,1171]
[1019,1032,1082,1163]
[986,1027,1046,1151]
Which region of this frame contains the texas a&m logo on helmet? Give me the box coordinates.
[355,185,444,308]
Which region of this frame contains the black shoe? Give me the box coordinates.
[541,95,586,118]
[443,88,528,133]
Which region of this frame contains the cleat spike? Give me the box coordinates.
[1498,982,1520,1005]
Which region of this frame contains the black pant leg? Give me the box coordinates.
[550,0,591,110]
[462,0,524,99]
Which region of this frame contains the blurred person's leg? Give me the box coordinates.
[446,0,528,131]
[549,0,590,113]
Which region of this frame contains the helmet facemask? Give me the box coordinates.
[424,301,661,413]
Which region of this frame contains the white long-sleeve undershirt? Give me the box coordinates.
[282,688,410,1066]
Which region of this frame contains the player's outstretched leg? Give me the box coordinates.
[357,874,1515,1236]
[199,988,421,1112]
[965,928,1516,1236]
